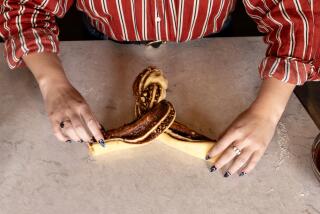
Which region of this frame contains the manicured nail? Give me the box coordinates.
[98,139,105,148]
[210,165,217,172]
[66,140,72,143]
[224,171,231,178]
[239,172,247,177]
[79,139,84,143]
[205,155,211,160]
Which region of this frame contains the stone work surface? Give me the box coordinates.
[0,38,319,214]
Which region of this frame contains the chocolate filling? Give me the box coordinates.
[91,66,215,149]
[100,100,175,144]
[168,121,213,141]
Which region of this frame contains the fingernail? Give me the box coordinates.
[239,172,247,177]
[79,139,84,143]
[66,140,72,143]
[91,136,96,142]
[98,139,105,148]
[224,171,231,178]
[205,155,211,160]
[210,165,217,172]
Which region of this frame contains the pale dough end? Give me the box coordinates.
[88,140,149,156]
[158,133,218,163]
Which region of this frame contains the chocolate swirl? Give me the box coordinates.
[133,66,216,143]
[102,100,175,144]
[89,66,216,159]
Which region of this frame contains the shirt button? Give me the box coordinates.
[156,16,161,22]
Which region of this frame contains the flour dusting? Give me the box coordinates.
[275,122,290,170]
[82,87,103,100]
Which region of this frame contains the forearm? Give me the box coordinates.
[250,78,295,122]
[22,52,70,92]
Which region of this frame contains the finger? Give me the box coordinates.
[80,107,105,147]
[52,121,69,142]
[61,120,81,142]
[226,149,252,176]
[208,128,242,158]
[241,151,264,174]
[213,141,246,170]
[217,124,233,140]
[69,114,92,142]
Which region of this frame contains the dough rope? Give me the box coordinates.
[88,66,218,162]
[101,100,175,144]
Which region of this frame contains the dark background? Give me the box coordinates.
[1,1,319,128]
[56,1,263,40]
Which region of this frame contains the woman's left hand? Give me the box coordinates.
[207,106,279,177]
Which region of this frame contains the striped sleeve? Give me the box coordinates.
[0,0,63,69]
[243,0,319,85]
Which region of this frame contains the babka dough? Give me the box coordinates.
[89,66,217,162]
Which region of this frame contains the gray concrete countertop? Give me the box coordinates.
[0,37,319,214]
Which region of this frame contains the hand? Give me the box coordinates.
[22,52,105,146]
[41,80,105,146]
[207,107,278,177]
[206,77,295,177]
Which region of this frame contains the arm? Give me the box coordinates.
[250,78,295,124]
[0,1,105,146]
[0,0,61,69]
[207,0,318,177]
[243,0,319,84]
[22,52,69,91]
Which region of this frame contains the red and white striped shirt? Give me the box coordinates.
[0,0,319,85]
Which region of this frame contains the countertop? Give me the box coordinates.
[0,37,319,214]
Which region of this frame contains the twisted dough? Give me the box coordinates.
[88,66,218,162]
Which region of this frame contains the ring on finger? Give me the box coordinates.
[232,145,242,156]
[60,119,72,129]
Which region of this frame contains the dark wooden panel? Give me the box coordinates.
[295,83,320,129]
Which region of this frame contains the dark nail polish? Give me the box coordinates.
[210,165,217,172]
[239,172,247,177]
[224,171,231,178]
[99,139,105,148]
[91,136,96,142]
[79,139,84,143]
[66,140,72,143]
[205,155,211,160]
[60,122,64,128]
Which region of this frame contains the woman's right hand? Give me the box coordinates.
[23,52,105,146]
[41,80,105,145]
